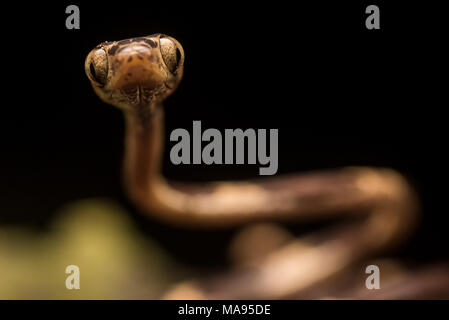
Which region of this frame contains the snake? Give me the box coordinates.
[85,34,418,298]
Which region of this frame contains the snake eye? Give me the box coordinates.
[160,37,183,74]
[86,48,108,85]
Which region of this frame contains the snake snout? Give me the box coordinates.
[111,44,166,91]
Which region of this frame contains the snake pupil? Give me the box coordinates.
[89,61,107,85]
[89,63,99,82]
[160,37,181,74]
[175,48,181,68]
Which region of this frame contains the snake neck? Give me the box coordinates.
[123,102,165,195]
[120,102,416,240]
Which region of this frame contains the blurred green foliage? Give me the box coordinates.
[0,199,180,299]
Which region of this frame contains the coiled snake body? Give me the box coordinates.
[85,34,419,299]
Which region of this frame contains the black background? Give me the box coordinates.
[0,1,447,270]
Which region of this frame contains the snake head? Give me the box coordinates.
[85,34,184,112]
